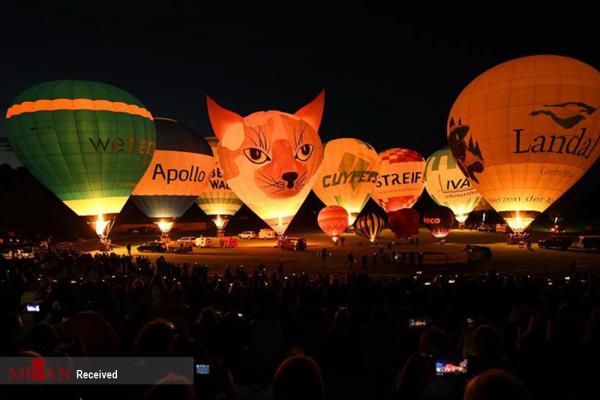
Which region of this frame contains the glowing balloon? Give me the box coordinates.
[423,207,454,240]
[448,55,600,232]
[131,118,213,234]
[387,208,419,239]
[424,147,481,224]
[373,148,425,212]
[313,138,380,226]
[206,91,325,236]
[195,136,244,233]
[355,212,385,243]
[5,80,156,237]
[317,206,349,244]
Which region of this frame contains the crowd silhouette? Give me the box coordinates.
[1,250,599,399]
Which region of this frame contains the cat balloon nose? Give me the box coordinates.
[282,172,299,188]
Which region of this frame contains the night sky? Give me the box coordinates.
[1,9,599,230]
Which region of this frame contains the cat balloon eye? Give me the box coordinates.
[295,144,313,161]
[244,147,271,164]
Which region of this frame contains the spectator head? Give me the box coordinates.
[464,369,531,400]
[142,373,195,400]
[332,307,351,332]
[392,352,435,399]
[273,356,324,400]
[197,307,219,330]
[135,319,176,356]
[418,325,449,358]
[28,323,58,355]
[464,324,501,361]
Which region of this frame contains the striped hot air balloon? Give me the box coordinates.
[130,118,213,235]
[317,205,349,243]
[372,148,425,212]
[195,136,244,234]
[5,80,156,237]
[355,212,385,243]
[424,147,481,224]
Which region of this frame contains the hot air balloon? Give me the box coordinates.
[195,136,244,234]
[5,80,156,238]
[206,91,325,236]
[317,205,349,244]
[373,148,425,212]
[388,208,420,239]
[355,212,385,243]
[130,118,213,235]
[313,138,380,226]
[423,207,454,241]
[448,55,600,233]
[424,147,481,225]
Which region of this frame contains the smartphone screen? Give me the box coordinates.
[408,317,431,328]
[195,364,210,375]
[435,359,468,376]
[26,304,40,312]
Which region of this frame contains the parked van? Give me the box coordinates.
[258,229,277,239]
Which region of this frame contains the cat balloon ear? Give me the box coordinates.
[295,90,325,132]
[206,96,243,140]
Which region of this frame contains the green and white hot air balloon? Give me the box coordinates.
[5,80,156,237]
[424,147,481,224]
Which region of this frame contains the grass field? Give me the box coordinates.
[96,229,600,277]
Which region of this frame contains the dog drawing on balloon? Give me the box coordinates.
[206,91,325,230]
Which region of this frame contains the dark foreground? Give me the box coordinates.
[2,249,600,400]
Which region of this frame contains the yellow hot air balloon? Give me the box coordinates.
[448,55,600,232]
[424,147,481,224]
[195,136,244,234]
[206,91,325,236]
[312,138,380,226]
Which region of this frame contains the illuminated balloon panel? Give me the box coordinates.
[207,91,325,235]
[131,118,213,233]
[424,207,454,239]
[195,136,244,232]
[5,80,156,237]
[317,205,349,243]
[313,138,380,226]
[355,212,385,243]
[448,55,600,232]
[373,148,425,212]
[388,208,419,239]
[424,147,481,223]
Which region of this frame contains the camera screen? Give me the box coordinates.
[195,364,210,375]
[26,304,40,312]
[408,317,430,328]
[435,359,468,376]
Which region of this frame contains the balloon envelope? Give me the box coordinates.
[423,207,454,239]
[388,208,420,239]
[313,138,380,226]
[448,55,600,232]
[195,136,245,231]
[317,205,348,243]
[355,212,385,243]
[424,147,481,223]
[373,148,425,212]
[131,118,213,230]
[206,91,325,235]
[5,80,156,230]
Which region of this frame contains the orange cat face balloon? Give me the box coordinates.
[206,91,325,234]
